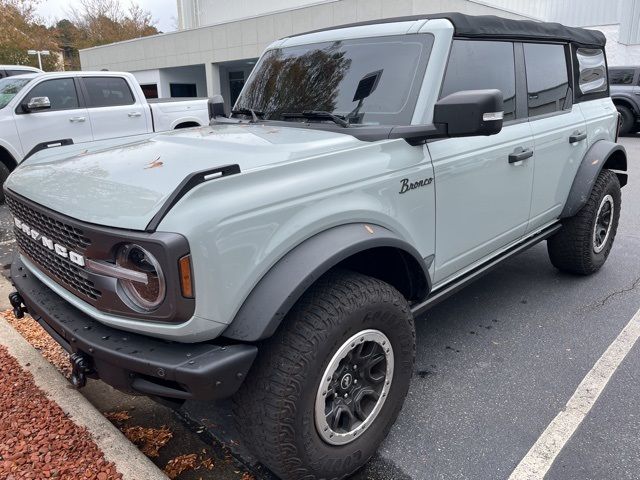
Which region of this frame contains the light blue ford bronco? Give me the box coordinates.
[5,13,628,480]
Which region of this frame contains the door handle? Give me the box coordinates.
[509,148,533,164]
[569,132,587,144]
[69,116,86,123]
[128,112,142,118]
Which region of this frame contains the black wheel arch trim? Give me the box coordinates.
[561,140,627,219]
[223,223,432,342]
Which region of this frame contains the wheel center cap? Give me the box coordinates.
[340,373,353,390]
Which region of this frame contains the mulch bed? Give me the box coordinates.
[0,344,122,480]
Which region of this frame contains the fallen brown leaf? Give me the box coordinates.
[2,309,71,377]
[121,426,172,458]
[164,453,198,479]
[103,411,131,424]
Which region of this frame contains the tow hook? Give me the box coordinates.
[8,292,27,319]
[69,353,93,389]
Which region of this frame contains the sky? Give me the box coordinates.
[35,0,178,33]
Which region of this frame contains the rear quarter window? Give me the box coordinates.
[576,48,607,94]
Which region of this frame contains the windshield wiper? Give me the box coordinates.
[281,110,349,127]
[230,108,264,122]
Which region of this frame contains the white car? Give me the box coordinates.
[0,71,212,201]
[0,65,43,79]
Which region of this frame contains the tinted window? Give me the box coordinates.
[609,69,635,85]
[83,77,135,107]
[26,78,79,111]
[440,40,516,121]
[524,43,571,117]
[235,34,434,125]
[7,69,32,76]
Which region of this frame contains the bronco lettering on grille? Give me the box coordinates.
[14,217,85,267]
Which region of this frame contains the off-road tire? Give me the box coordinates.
[0,162,10,204]
[547,169,621,275]
[233,270,415,480]
[616,104,635,135]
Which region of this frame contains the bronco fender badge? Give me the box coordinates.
[399,177,433,194]
[14,217,85,267]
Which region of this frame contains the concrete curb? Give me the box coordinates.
[0,279,168,480]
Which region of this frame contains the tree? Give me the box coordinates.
[0,0,60,70]
[0,0,160,71]
[68,0,159,49]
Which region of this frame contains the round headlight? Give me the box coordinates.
[116,244,166,311]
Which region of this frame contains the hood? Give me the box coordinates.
[5,124,363,230]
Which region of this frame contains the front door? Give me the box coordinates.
[429,39,534,284]
[14,77,93,158]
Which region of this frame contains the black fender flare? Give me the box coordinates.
[561,140,627,218]
[223,223,432,342]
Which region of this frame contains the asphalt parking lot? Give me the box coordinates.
[1,135,639,479]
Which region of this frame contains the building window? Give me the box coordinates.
[229,71,245,107]
[170,83,197,97]
[440,40,517,121]
[140,84,159,99]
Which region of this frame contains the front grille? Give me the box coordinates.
[15,233,101,300]
[6,195,91,253]
[7,193,100,301]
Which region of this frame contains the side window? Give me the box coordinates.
[523,43,571,117]
[83,77,135,107]
[440,40,516,121]
[26,78,79,111]
[609,69,635,85]
[7,70,31,76]
[576,48,607,94]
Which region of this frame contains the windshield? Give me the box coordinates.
[235,34,433,126]
[0,77,31,110]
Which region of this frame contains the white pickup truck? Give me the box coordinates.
[0,71,211,201]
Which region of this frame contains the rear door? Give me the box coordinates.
[80,76,149,141]
[523,43,589,232]
[14,77,93,157]
[429,40,535,284]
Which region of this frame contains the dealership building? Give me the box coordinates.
[79,0,640,108]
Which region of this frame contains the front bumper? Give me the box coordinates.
[10,256,257,401]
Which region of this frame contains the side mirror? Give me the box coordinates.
[208,95,225,120]
[433,89,504,137]
[353,69,382,102]
[24,96,51,112]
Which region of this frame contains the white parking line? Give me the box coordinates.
[509,306,640,480]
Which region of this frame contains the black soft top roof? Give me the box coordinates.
[291,12,606,48]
